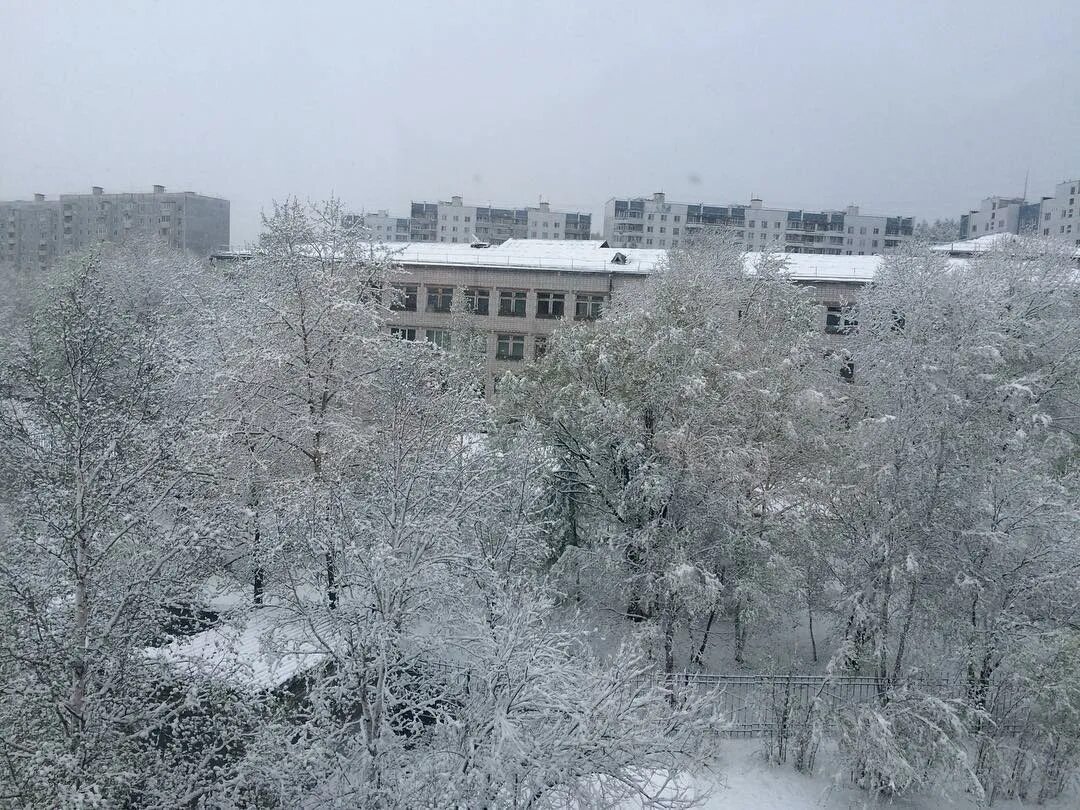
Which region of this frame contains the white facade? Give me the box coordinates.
[436,196,479,243]
[1038,179,1080,246]
[959,196,1027,238]
[362,210,411,242]
[603,193,913,255]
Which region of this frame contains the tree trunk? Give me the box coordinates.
[691,608,716,669]
[327,549,338,610]
[807,598,818,664]
[733,601,747,665]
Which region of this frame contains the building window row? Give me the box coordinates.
[391,284,604,320]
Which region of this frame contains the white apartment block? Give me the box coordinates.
[958,196,1041,239]
[958,179,1079,247]
[349,195,592,246]
[603,193,914,256]
[358,210,411,242]
[1035,179,1080,246]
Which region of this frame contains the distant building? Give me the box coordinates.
[1035,179,1080,246]
[0,185,230,270]
[958,179,1079,247]
[348,196,592,245]
[0,194,62,271]
[958,196,1042,240]
[379,238,883,396]
[602,193,913,256]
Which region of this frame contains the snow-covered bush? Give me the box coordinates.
[834,686,982,800]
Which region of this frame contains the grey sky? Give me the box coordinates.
[2,0,1078,245]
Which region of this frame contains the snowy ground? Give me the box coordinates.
[624,740,1076,809]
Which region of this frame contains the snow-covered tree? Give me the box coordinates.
[913,217,961,243]
[501,236,825,671]
[0,240,220,804]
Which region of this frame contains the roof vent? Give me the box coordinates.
[153,184,165,193]
[611,252,628,265]
[470,241,491,248]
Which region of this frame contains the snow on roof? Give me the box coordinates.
[931,232,1020,254]
[382,239,666,274]
[746,251,883,282]
[146,606,332,691]
[378,239,887,280]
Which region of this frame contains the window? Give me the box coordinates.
[534,336,548,360]
[872,227,879,234]
[440,225,446,231]
[647,213,654,220]
[390,326,416,340]
[660,214,667,221]
[536,291,566,318]
[391,284,417,312]
[646,238,653,245]
[496,333,525,360]
[426,286,453,312]
[859,227,866,234]
[674,215,681,222]
[465,215,471,222]
[847,226,853,234]
[775,221,781,229]
[575,293,604,320]
[749,220,756,228]
[464,287,490,315]
[646,226,653,232]
[673,227,680,235]
[498,289,527,317]
[825,305,857,334]
[425,328,451,349]
[453,215,459,221]
[871,240,878,248]
[659,227,665,233]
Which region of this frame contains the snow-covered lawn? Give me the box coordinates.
[625,740,1077,809]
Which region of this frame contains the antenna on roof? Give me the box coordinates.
[1022,168,1029,202]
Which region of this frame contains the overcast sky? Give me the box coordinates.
[2,0,1078,245]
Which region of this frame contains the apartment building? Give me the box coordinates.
[1035,179,1080,246]
[360,210,412,242]
[958,196,1042,239]
[603,193,914,256]
[0,185,230,270]
[958,179,1080,247]
[349,196,592,245]
[381,239,879,396]
[0,194,62,271]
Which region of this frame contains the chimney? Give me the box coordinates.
[846,204,859,216]
[33,193,45,202]
[750,196,762,209]
[539,201,550,212]
[153,184,165,193]
[451,195,463,206]
[92,186,104,196]
[653,192,665,203]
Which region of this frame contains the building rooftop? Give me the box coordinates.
[383,239,667,274]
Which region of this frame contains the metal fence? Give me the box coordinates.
[644,673,1022,737]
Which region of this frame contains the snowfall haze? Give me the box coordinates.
[1,0,1079,244]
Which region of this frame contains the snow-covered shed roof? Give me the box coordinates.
[146,607,331,691]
